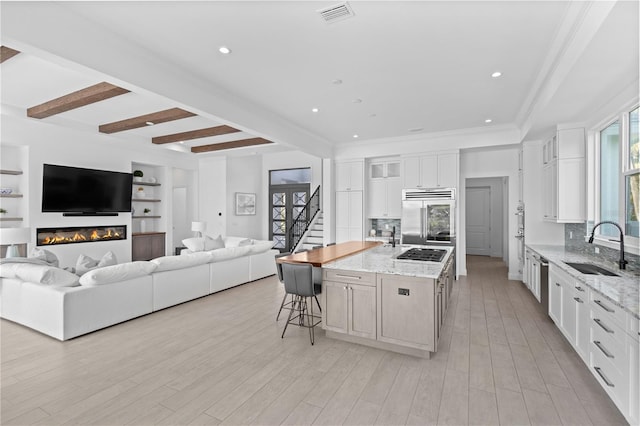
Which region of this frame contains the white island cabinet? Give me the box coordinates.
[322,244,454,358]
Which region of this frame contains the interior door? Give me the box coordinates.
[269,183,310,252]
[466,186,491,256]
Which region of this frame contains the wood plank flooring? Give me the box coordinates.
[1,255,628,425]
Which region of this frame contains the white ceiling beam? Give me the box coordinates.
[516,1,618,140]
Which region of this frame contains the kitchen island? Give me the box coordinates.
[321,244,455,358]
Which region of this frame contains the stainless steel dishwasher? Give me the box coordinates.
[539,256,549,315]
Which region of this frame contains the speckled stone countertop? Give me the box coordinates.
[526,244,639,319]
[322,244,454,279]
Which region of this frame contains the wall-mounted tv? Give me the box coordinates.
[42,164,133,215]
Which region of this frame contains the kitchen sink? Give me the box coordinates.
[564,262,619,277]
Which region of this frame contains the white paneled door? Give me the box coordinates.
[466,186,491,256]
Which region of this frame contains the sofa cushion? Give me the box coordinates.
[29,247,60,267]
[182,235,225,252]
[249,240,275,254]
[76,251,118,276]
[79,262,157,286]
[210,245,252,262]
[14,264,79,287]
[0,258,52,278]
[151,252,212,272]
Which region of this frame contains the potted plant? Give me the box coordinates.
[144,208,151,216]
[133,170,144,183]
[0,208,6,215]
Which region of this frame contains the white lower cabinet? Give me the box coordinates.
[322,269,376,339]
[548,263,638,424]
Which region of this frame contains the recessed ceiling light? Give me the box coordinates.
[491,71,502,78]
[352,98,362,103]
[219,46,231,54]
[353,134,359,138]
[409,127,424,133]
[312,108,319,113]
[145,121,154,126]
[369,113,377,118]
[332,79,343,85]
[485,119,492,123]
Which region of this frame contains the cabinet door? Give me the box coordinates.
[348,284,377,339]
[551,162,558,220]
[336,162,351,191]
[548,270,562,324]
[575,291,590,361]
[437,153,458,188]
[370,163,385,179]
[562,285,578,344]
[557,158,585,222]
[386,178,403,218]
[368,179,387,218]
[335,191,349,228]
[349,162,364,191]
[420,155,438,188]
[348,191,363,230]
[132,235,152,261]
[323,281,348,333]
[403,157,421,188]
[542,164,553,220]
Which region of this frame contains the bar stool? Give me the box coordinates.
[275,252,292,321]
[280,262,322,345]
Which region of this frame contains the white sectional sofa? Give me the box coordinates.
[0,237,278,340]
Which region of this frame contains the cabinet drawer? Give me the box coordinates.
[323,269,376,286]
[591,317,626,374]
[590,293,627,329]
[590,342,627,407]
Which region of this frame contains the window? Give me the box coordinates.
[595,105,639,246]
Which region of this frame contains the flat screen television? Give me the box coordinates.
[42,164,133,215]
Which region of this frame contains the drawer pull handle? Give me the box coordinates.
[555,282,560,287]
[575,286,584,292]
[594,367,615,387]
[593,318,614,334]
[593,341,614,359]
[336,274,361,280]
[573,297,583,303]
[594,299,614,313]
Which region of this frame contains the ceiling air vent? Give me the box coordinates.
[317,2,355,24]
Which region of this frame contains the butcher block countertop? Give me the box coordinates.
[276,241,382,267]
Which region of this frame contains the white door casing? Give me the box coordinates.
[466,186,491,256]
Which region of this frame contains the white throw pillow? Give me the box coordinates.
[238,238,253,247]
[249,240,275,254]
[76,251,118,276]
[0,263,21,278]
[14,264,79,287]
[205,234,225,250]
[29,247,59,267]
[79,261,157,286]
[151,252,213,272]
[182,237,204,252]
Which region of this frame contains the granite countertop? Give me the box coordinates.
[526,244,639,319]
[322,244,454,279]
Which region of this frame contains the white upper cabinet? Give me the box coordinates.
[336,160,364,191]
[368,159,402,218]
[542,127,586,223]
[403,152,458,189]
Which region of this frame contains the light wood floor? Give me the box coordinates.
[1,256,628,425]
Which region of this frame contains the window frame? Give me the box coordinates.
[592,103,640,255]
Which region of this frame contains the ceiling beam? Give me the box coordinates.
[152,125,240,144]
[99,107,196,134]
[27,82,130,119]
[0,46,20,63]
[191,137,273,153]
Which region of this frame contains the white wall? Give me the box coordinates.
[460,146,521,279]
[226,155,262,239]
[1,113,197,268]
[198,156,226,238]
[466,177,505,258]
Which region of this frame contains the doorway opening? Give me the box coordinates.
[465,177,508,260]
[269,168,311,252]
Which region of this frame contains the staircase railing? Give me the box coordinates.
[288,185,320,252]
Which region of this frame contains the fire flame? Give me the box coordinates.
[40,228,123,245]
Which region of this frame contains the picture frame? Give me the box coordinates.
[235,192,256,215]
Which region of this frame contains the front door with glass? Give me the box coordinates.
[270,184,310,252]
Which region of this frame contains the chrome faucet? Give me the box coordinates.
[588,221,628,270]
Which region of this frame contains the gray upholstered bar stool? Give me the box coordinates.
[280,262,322,345]
[275,252,292,321]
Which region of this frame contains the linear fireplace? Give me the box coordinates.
[37,225,127,246]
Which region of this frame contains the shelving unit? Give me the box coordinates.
[0,169,23,175]
[0,166,25,223]
[0,194,23,198]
